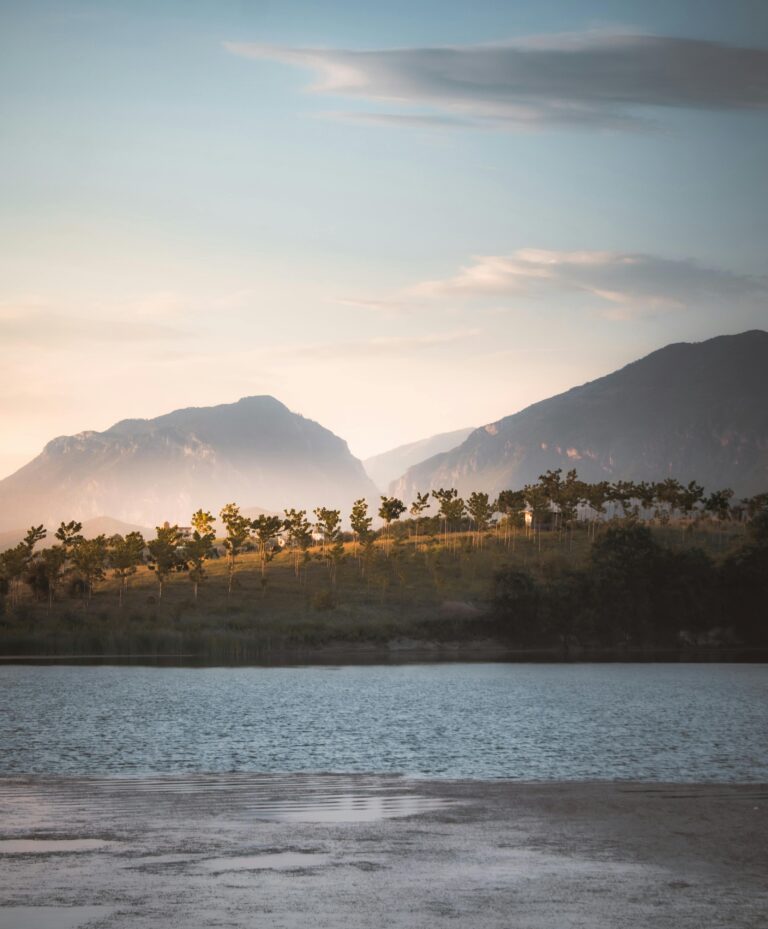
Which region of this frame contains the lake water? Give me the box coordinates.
[1,663,765,781]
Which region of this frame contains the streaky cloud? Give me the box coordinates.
[225,32,768,130]
[413,249,768,318]
[321,110,480,129]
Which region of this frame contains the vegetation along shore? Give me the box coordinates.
[1,470,766,661]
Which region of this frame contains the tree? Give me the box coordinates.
[146,524,186,600]
[1,543,29,608]
[608,480,638,520]
[55,521,84,552]
[466,491,493,548]
[71,535,108,605]
[679,480,705,537]
[538,469,563,529]
[350,498,373,561]
[378,496,406,555]
[184,511,215,601]
[585,481,610,538]
[496,489,526,549]
[40,545,68,610]
[252,514,283,579]
[109,532,146,607]
[720,509,768,646]
[23,525,47,554]
[283,509,313,578]
[313,508,343,585]
[431,488,459,547]
[654,478,683,524]
[408,492,431,548]
[523,484,549,539]
[705,488,734,522]
[559,470,583,534]
[590,524,662,646]
[219,503,252,596]
[1,525,48,607]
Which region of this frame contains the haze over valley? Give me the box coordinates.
[0,331,766,536]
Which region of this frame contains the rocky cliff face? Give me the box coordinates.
[392,331,768,501]
[0,396,376,530]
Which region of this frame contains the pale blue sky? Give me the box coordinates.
[1,0,767,476]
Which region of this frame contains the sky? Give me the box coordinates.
[1,0,767,478]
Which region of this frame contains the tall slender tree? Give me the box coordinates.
[0,543,29,608]
[431,488,457,547]
[466,491,493,548]
[185,510,215,601]
[409,492,431,548]
[313,508,343,585]
[496,489,526,549]
[378,496,406,555]
[283,509,313,579]
[72,535,108,605]
[146,524,186,600]
[252,514,283,579]
[350,498,373,561]
[219,503,252,596]
[40,545,68,611]
[109,532,146,607]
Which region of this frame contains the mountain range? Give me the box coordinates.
[0,396,376,532]
[1,331,766,536]
[392,331,768,502]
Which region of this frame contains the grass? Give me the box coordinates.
[0,520,749,660]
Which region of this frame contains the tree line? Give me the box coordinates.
[492,514,768,652]
[1,468,766,612]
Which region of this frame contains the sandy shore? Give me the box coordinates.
[1,775,766,928]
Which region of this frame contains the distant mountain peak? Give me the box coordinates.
[0,395,376,531]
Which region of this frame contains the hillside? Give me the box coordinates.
[0,396,376,531]
[393,331,768,501]
[363,427,474,491]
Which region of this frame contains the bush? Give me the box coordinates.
[313,590,336,611]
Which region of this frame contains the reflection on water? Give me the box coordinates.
[0,838,109,854]
[1,663,766,781]
[200,851,331,871]
[0,907,112,929]
[0,773,453,832]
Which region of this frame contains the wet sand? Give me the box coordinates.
[1,775,766,928]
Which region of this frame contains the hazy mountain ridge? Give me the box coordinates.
[392,331,768,501]
[363,427,475,491]
[0,396,376,531]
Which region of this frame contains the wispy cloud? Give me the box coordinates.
[226,32,768,130]
[411,249,768,319]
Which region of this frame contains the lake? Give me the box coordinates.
[1,663,765,781]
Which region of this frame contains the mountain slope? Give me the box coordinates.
[0,396,376,530]
[364,427,475,491]
[393,331,768,501]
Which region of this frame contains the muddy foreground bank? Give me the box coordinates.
[1,775,766,928]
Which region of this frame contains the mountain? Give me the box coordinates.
[0,396,376,531]
[392,331,768,502]
[363,427,475,492]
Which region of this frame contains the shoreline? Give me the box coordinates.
[1,775,766,928]
[1,640,767,666]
